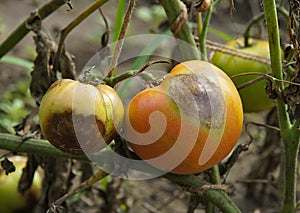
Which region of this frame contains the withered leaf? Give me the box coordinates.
[59,46,76,79]
[282,86,300,120]
[28,11,76,104]
[1,157,16,175]
[28,11,57,103]
[18,154,39,194]
[265,78,279,100]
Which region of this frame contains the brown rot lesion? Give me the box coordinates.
[44,111,107,155]
[167,74,226,128]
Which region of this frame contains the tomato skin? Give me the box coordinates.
[0,156,42,213]
[211,38,275,112]
[124,60,243,174]
[39,79,124,155]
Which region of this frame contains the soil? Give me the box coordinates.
[0,0,289,213]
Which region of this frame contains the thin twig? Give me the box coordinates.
[0,0,66,58]
[218,121,280,177]
[236,178,273,184]
[198,0,222,60]
[237,75,266,90]
[50,169,108,208]
[182,184,229,195]
[244,121,281,153]
[104,60,169,86]
[53,0,109,72]
[205,39,271,65]
[106,0,136,78]
[164,173,241,213]
[246,121,281,132]
[231,71,300,88]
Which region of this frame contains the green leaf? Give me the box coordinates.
[208,27,233,42]
[131,30,171,70]
[101,175,109,191]
[0,56,33,71]
[117,31,171,99]
[0,118,15,134]
[113,1,126,42]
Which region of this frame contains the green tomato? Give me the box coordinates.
[211,38,275,112]
[0,156,42,213]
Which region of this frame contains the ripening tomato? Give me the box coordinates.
[123,60,243,174]
[211,38,275,112]
[0,156,42,213]
[39,79,124,154]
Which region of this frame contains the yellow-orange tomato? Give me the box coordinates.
[211,38,275,112]
[0,156,43,213]
[123,60,243,174]
[39,79,124,155]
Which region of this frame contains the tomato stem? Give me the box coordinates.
[159,0,200,60]
[164,173,241,213]
[206,165,221,212]
[263,0,300,212]
[243,6,288,47]
[103,60,169,87]
[53,0,109,72]
[198,0,222,61]
[106,0,136,78]
[50,169,109,209]
[0,133,242,212]
[0,0,66,59]
[0,133,87,161]
[231,71,300,91]
[243,13,264,47]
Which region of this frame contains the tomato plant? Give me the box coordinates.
[1,0,299,212]
[0,156,42,213]
[39,79,124,155]
[124,60,243,174]
[211,37,275,112]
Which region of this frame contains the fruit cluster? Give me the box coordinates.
[39,60,243,174]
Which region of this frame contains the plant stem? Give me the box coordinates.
[263,0,290,131]
[263,0,300,212]
[164,173,241,213]
[206,165,221,212]
[53,0,109,72]
[52,169,108,207]
[104,60,169,86]
[282,132,300,212]
[243,13,264,47]
[159,0,200,60]
[243,6,288,47]
[0,0,66,58]
[263,2,284,88]
[0,133,241,212]
[198,0,222,61]
[106,0,136,78]
[0,133,87,161]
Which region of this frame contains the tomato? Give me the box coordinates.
[39,79,124,155]
[0,156,42,213]
[123,60,243,174]
[211,38,275,112]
